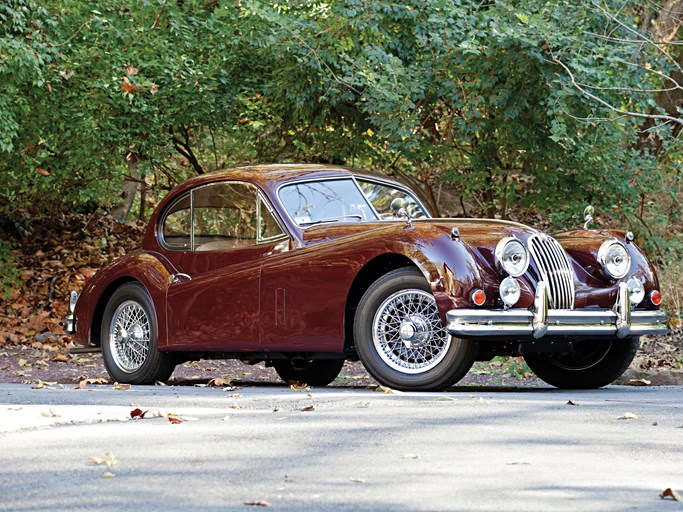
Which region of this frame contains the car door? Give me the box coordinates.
[161,181,287,351]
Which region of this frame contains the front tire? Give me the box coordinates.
[272,359,345,386]
[523,337,640,389]
[101,282,175,385]
[353,267,478,391]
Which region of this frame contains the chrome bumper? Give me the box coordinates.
[446,281,669,339]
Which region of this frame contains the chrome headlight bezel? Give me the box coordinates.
[494,237,530,277]
[597,240,630,279]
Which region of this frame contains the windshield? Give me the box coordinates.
[279,179,378,226]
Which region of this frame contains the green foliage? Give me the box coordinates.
[0,0,679,266]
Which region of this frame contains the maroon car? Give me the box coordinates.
[64,164,668,390]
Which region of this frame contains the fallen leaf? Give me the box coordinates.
[41,408,60,417]
[660,488,683,501]
[620,412,638,420]
[301,405,316,412]
[167,414,182,424]
[506,461,531,465]
[376,385,395,394]
[349,477,366,483]
[566,400,579,406]
[113,383,131,390]
[207,377,233,387]
[51,353,70,363]
[77,377,109,389]
[121,76,137,95]
[130,408,148,419]
[35,167,50,176]
[89,452,118,467]
[32,380,56,389]
[353,401,371,408]
[102,471,115,478]
[626,379,651,387]
[402,453,421,459]
[243,500,270,507]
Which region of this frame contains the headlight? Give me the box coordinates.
[597,240,630,279]
[495,237,529,277]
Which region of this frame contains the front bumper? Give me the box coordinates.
[447,281,669,339]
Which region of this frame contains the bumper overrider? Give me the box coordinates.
[447,281,669,339]
[63,291,78,334]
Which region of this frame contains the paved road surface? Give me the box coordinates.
[0,383,681,511]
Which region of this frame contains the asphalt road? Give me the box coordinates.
[0,382,682,512]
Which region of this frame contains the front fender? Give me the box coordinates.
[72,251,173,348]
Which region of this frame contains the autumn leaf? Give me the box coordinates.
[90,451,118,468]
[121,76,137,95]
[620,412,638,420]
[301,405,316,412]
[113,383,131,390]
[207,377,233,387]
[167,414,182,424]
[566,400,579,406]
[124,64,139,76]
[660,488,683,501]
[402,453,421,459]
[626,379,651,387]
[244,500,270,507]
[51,353,70,363]
[35,168,50,176]
[130,408,148,419]
[150,83,159,94]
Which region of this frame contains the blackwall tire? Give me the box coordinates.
[273,359,345,387]
[524,337,640,389]
[100,282,175,385]
[353,267,478,391]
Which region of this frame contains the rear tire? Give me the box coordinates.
[101,282,175,385]
[353,267,478,391]
[273,359,345,386]
[524,337,639,389]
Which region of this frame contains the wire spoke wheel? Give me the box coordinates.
[372,289,451,374]
[354,268,478,391]
[109,300,151,373]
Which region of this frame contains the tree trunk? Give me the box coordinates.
[111,153,141,223]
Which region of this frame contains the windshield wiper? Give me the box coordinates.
[299,215,364,226]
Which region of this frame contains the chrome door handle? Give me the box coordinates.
[171,273,192,284]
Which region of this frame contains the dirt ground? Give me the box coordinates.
[1,334,681,389]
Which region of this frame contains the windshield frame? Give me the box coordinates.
[276,175,431,228]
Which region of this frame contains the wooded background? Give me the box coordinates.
[0,0,681,323]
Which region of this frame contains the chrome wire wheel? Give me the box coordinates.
[108,300,151,373]
[372,289,451,374]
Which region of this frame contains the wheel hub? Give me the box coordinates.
[399,315,431,348]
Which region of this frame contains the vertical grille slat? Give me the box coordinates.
[528,235,575,309]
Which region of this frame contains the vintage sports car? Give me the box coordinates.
[64,164,668,390]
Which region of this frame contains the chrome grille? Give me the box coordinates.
[528,235,575,309]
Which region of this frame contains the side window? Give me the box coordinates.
[162,195,191,250]
[193,183,257,251]
[258,195,285,241]
[357,180,429,220]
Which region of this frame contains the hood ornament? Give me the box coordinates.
[583,205,594,230]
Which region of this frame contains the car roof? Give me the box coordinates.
[177,164,392,191]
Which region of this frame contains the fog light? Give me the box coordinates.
[471,289,486,306]
[499,277,521,307]
[626,277,644,305]
[650,290,662,306]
